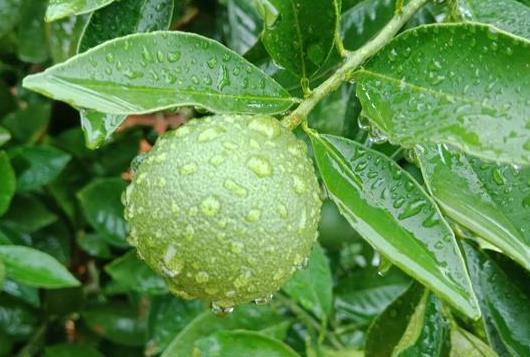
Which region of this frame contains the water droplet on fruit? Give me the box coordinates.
[245,209,261,222]
[167,51,181,62]
[210,302,234,316]
[198,127,225,142]
[277,204,288,219]
[224,179,248,197]
[209,154,225,167]
[247,156,273,177]
[195,271,209,283]
[180,162,198,175]
[248,117,280,139]
[293,175,307,194]
[200,196,221,216]
[254,294,273,305]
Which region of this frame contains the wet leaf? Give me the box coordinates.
[46,0,115,22]
[309,132,479,319]
[416,145,530,272]
[355,23,530,165]
[193,330,299,357]
[23,32,294,115]
[79,110,127,149]
[48,14,90,63]
[0,245,80,288]
[223,0,263,54]
[0,152,16,216]
[257,0,339,79]
[450,327,497,357]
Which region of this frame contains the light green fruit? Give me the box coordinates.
[124,115,321,308]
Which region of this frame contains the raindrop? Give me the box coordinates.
[207,57,217,69]
[210,302,234,316]
[245,209,261,222]
[200,196,221,216]
[167,51,181,62]
[247,156,273,177]
[254,294,274,305]
[224,179,248,197]
[180,162,198,175]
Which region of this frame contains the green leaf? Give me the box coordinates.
[1,279,40,307]
[82,304,147,347]
[450,327,497,357]
[2,102,51,144]
[48,15,90,63]
[0,152,16,216]
[162,305,285,357]
[77,178,128,246]
[46,0,115,22]
[105,250,167,295]
[23,32,294,115]
[416,145,530,272]
[224,0,263,54]
[17,0,49,63]
[282,244,333,320]
[256,0,339,79]
[78,0,174,53]
[309,132,479,319]
[0,245,80,288]
[0,0,22,37]
[2,195,57,233]
[335,267,410,326]
[0,260,5,288]
[193,330,300,357]
[0,127,12,147]
[0,296,38,340]
[77,233,111,259]
[9,145,71,192]
[146,297,204,356]
[354,23,530,165]
[79,110,127,149]
[456,0,530,39]
[463,242,530,357]
[44,344,104,357]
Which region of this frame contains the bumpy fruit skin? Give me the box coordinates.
[124,115,321,307]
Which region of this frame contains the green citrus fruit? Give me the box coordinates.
[124,115,321,308]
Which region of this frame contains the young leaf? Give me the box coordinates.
[46,0,115,22]
[105,250,167,295]
[0,245,80,288]
[256,0,339,79]
[416,145,530,272]
[77,178,128,246]
[23,32,294,115]
[0,152,16,216]
[78,0,174,53]
[366,284,450,357]
[450,327,497,357]
[79,110,127,149]
[463,242,530,357]
[282,244,333,320]
[309,132,479,319]
[8,146,71,192]
[193,330,299,357]
[455,0,530,39]
[354,23,530,166]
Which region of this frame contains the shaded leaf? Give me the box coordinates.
[416,145,530,272]
[2,102,51,144]
[48,14,90,63]
[309,132,479,319]
[354,23,530,165]
[0,152,16,216]
[450,327,497,357]
[46,0,115,22]
[282,244,333,320]
[17,0,49,63]
[0,245,80,288]
[0,127,11,147]
[0,296,37,340]
[44,344,104,357]
[3,195,57,233]
[0,0,22,37]
[77,233,111,259]
[223,0,262,54]
[193,330,299,357]
[1,279,40,307]
[23,32,294,115]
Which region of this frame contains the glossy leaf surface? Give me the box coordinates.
[309,132,479,319]
[78,0,174,53]
[257,0,339,79]
[23,32,294,115]
[48,15,90,63]
[450,327,497,357]
[193,330,299,357]
[0,152,16,216]
[355,23,530,165]
[79,110,127,149]
[46,0,115,22]
[0,245,80,288]
[417,145,530,271]
[463,242,530,356]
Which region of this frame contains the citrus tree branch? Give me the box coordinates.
[281,0,430,130]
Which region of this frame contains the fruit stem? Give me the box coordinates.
[281,0,430,130]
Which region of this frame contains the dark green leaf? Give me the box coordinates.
[193,330,300,357]
[32,222,72,265]
[17,0,49,63]
[2,102,51,144]
[0,260,4,287]
[0,0,22,37]
[335,267,410,326]
[463,242,530,356]
[0,127,11,147]
[0,151,15,216]
[282,244,333,320]
[44,344,104,357]
[450,327,497,357]
[77,178,128,246]
[105,251,167,294]
[456,0,530,39]
[309,132,479,319]
[318,199,361,251]
[9,145,71,192]
[416,145,530,272]
[0,296,37,340]
[79,110,127,149]
[146,297,204,356]
[0,245,80,288]
[3,195,57,233]
[82,304,147,347]
[46,0,115,22]
[162,305,285,357]
[1,279,40,307]
[354,23,530,165]
[78,0,174,53]
[48,15,90,63]
[224,0,262,54]
[23,32,294,115]
[77,233,112,258]
[257,0,339,79]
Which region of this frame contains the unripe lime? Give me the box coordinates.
[124,115,321,308]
